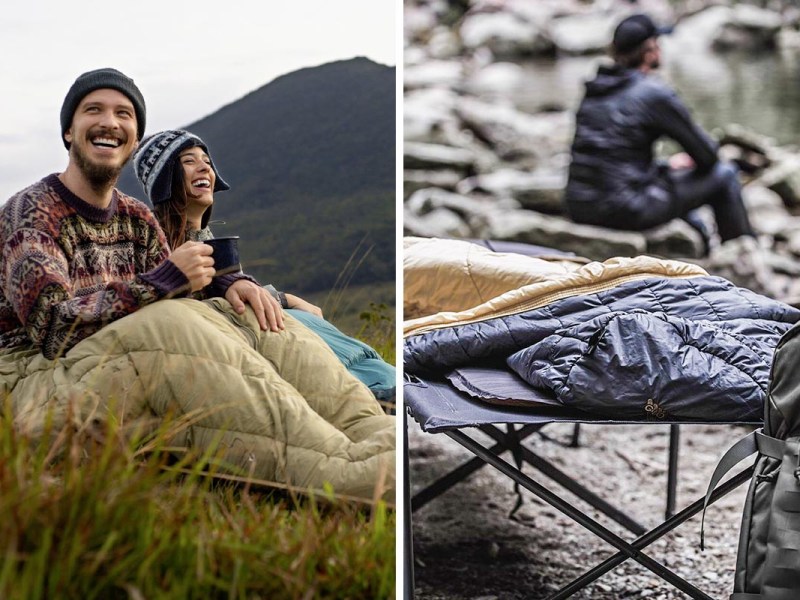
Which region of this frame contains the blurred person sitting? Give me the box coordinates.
[563,14,760,263]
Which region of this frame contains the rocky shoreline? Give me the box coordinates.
[404,0,800,299]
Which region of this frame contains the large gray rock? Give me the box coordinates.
[404,88,461,142]
[404,60,464,90]
[483,209,647,259]
[404,89,506,173]
[699,236,787,298]
[643,219,705,259]
[548,13,617,55]
[778,26,800,51]
[404,170,464,199]
[455,97,573,165]
[403,206,472,239]
[716,122,777,156]
[742,184,793,236]
[404,4,439,44]
[503,0,564,24]
[405,187,521,235]
[457,168,567,214]
[730,4,783,30]
[779,229,800,259]
[404,142,476,171]
[427,26,464,59]
[406,187,497,218]
[713,5,783,51]
[465,62,526,93]
[668,6,731,52]
[756,151,800,211]
[459,11,553,57]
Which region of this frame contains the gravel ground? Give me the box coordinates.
[407,418,754,599]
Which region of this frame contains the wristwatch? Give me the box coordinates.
[277,291,289,309]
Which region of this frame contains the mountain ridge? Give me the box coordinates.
[117,56,395,294]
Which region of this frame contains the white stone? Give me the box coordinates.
[460,12,551,56]
[404,60,464,90]
[731,4,782,31]
[485,209,647,259]
[404,142,476,171]
[465,62,525,93]
[549,13,617,55]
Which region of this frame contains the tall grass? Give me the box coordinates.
[356,302,396,365]
[0,403,395,599]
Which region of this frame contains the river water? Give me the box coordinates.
[468,46,800,147]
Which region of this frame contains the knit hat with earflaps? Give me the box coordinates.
[133,130,230,228]
[60,68,146,150]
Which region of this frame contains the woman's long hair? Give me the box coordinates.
[154,164,190,251]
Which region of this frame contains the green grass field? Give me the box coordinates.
[0,301,397,599]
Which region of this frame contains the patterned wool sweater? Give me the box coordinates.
[0,174,189,359]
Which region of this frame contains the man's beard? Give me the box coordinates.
[71,140,131,194]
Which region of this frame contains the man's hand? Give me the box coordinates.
[669,152,695,170]
[225,279,285,332]
[169,241,215,292]
[286,293,323,318]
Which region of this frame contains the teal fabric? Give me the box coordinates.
[287,309,395,400]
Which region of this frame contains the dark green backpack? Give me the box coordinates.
[703,322,800,599]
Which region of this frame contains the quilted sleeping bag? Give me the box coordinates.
[404,237,800,422]
[1,297,395,501]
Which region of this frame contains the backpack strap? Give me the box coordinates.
[700,430,784,550]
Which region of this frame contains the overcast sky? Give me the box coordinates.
[0,0,396,201]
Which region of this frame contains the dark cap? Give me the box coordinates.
[612,14,673,54]
[60,68,146,150]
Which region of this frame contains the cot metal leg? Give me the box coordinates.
[549,465,754,599]
[412,423,646,534]
[404,416,414,600]
[410,424,542,511]
[570,423,581,448]
[666,424,680,519]
[446,429,716,600]
[481,425,647,536]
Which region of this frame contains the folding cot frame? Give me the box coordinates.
[403,376,757,600]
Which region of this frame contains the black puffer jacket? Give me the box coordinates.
[564,64,718,228]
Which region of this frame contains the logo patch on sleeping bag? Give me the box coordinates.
[645,398,667,419]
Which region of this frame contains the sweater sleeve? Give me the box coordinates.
[206,271,260,298]
[648,87,719,173]
[3,220,188,359]
[186,226,269,299]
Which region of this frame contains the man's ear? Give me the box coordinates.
[64,128,73,145]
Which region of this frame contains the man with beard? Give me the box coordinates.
[563,14,758,259]
[0,69,395,501]
[0,68,283,359]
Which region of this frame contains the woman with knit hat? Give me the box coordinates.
[133,129,396,401]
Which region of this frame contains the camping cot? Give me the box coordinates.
[403,375,757,599]
[401,238,788,599]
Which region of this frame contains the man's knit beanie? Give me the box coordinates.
[133,129,231,207]
[60,68,146,149]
